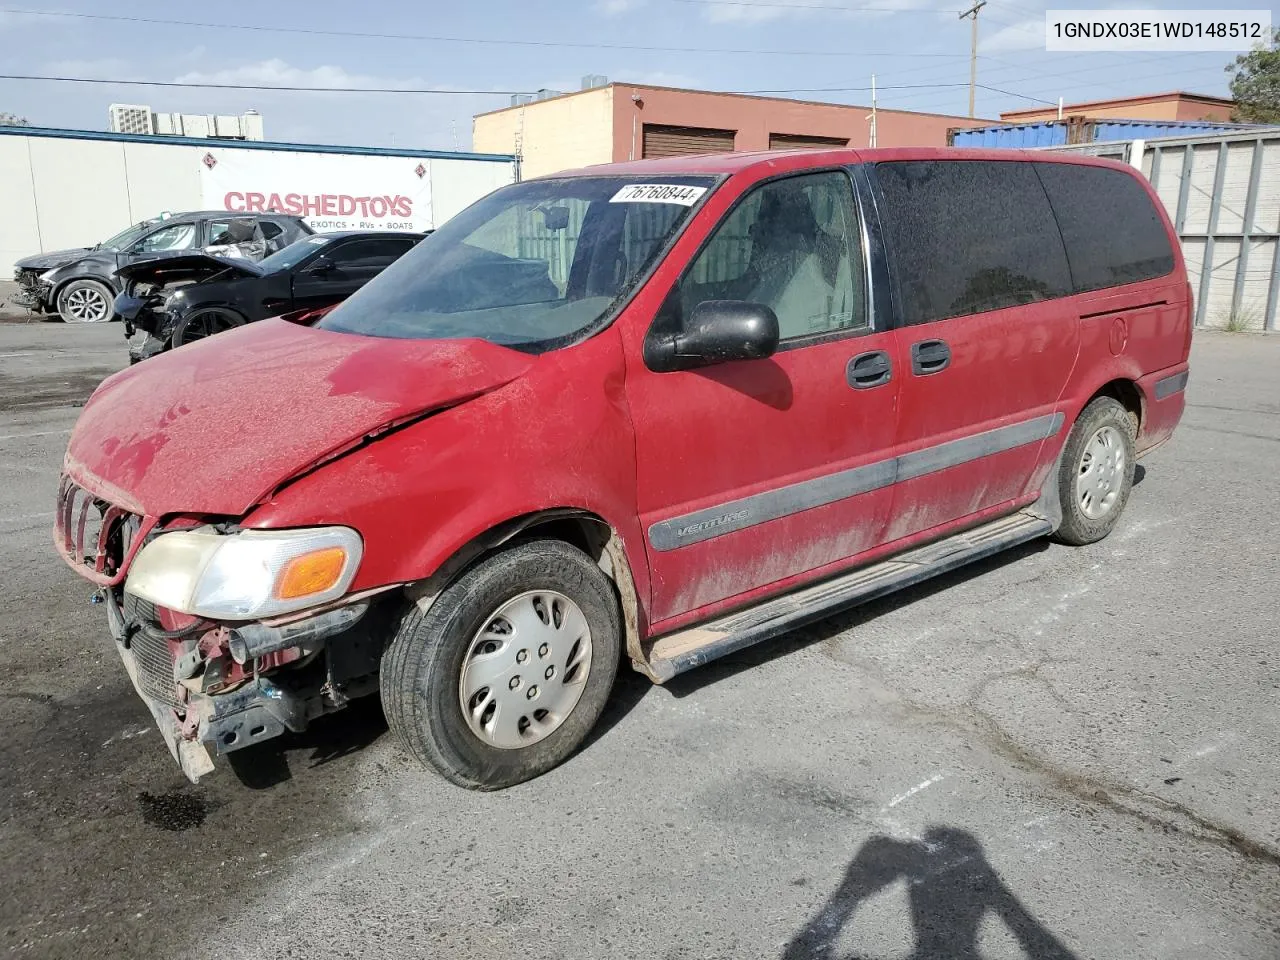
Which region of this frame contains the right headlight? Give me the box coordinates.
[124,526,364,620]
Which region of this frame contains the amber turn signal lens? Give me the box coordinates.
[275,546,348,600]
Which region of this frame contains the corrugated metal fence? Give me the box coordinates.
[949,117,1256,149]
[1053,130,1280,331]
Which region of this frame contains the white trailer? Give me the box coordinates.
[1,126,517,272]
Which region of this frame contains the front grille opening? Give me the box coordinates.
[55,476,142,580]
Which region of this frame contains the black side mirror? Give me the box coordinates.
[541,206,571,231]
[308,255,334,274]
[647,300,780,372]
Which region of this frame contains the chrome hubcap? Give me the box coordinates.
[1077,425,1125,520]
[64,287,110,322]
[459,590,592,750]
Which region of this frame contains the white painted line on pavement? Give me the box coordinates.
[1,511,54,523]
[0,428,71,441]
[883,772,946,810]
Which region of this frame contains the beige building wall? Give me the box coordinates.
[476,83,992,180]
[474,87,615,179]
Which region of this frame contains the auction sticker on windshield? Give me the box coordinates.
[611,184,708,205]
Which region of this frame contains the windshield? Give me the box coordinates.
[100,220,158,251]
[258,234,334,273]
[316,175,716,350]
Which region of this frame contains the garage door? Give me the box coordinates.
[768,133,850,150]
[642,124,736,159]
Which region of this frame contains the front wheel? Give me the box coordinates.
[172,308,245,348]
[1053,396,1137,546]
[56,279,114,323]
[381,540,622,789]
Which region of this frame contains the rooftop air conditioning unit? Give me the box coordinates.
[108,104,155,135]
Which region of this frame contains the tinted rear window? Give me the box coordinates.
[874,160,1072,325]
[1035,163,1175,293]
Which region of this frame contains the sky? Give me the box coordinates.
[0,0,1253,152]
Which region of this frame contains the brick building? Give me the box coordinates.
[474,81,994,179]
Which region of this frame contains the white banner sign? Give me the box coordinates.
[198,148,433,233]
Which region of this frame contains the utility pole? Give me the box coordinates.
[959,0,986,118]
[869,73,878,147]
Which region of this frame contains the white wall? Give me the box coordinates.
[123,142,203,223]
[0,138,41,271]
[1,132,516,272]
[27,138,133,253]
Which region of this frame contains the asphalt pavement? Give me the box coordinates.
[1,322,1277,960]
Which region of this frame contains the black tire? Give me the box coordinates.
[381,540,622,790]
[1052,396,1137,546]
[56,279,114,324]
[172,308,245,348]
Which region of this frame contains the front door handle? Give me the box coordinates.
[847,350,892,389]
[911,339,951,375]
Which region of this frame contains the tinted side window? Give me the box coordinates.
[677,171,868,341]
[874,160,1072,325]
[1035,163,1175,292]
[327,238,417,270]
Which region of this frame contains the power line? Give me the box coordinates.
[976,82,1053,104]
[0,74,527,95]
[0,71,986,104]
[0,7,968,58]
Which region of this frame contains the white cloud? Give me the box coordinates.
[981,16,1045,53]
[173,59,420,93]
[596,0,647,14]
[161,58,525,150]
[46,57,144,82]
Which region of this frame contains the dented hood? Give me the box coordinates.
[65,318,534,517]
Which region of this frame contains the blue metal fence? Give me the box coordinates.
[949,118,1261,150]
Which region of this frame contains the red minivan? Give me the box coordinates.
[55,149,1191,788]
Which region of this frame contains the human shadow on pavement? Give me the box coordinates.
[783,827,1080,960]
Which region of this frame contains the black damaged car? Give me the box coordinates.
[13,211,312,323]
[116,231,425,362]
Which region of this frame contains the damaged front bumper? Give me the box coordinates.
[102,589,375,782]
[10,272,50,310]
[103,589,214,780]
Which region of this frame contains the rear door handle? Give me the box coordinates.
[847,350,892,389]
[910,339,951,375]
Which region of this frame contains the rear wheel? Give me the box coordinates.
[1053,396,1137,545]
[381,540,622,789]
[172,308,245,348]
[56,279,114,324]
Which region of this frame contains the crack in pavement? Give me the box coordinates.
[818,604,1280,869]
[839,657,1280,869]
